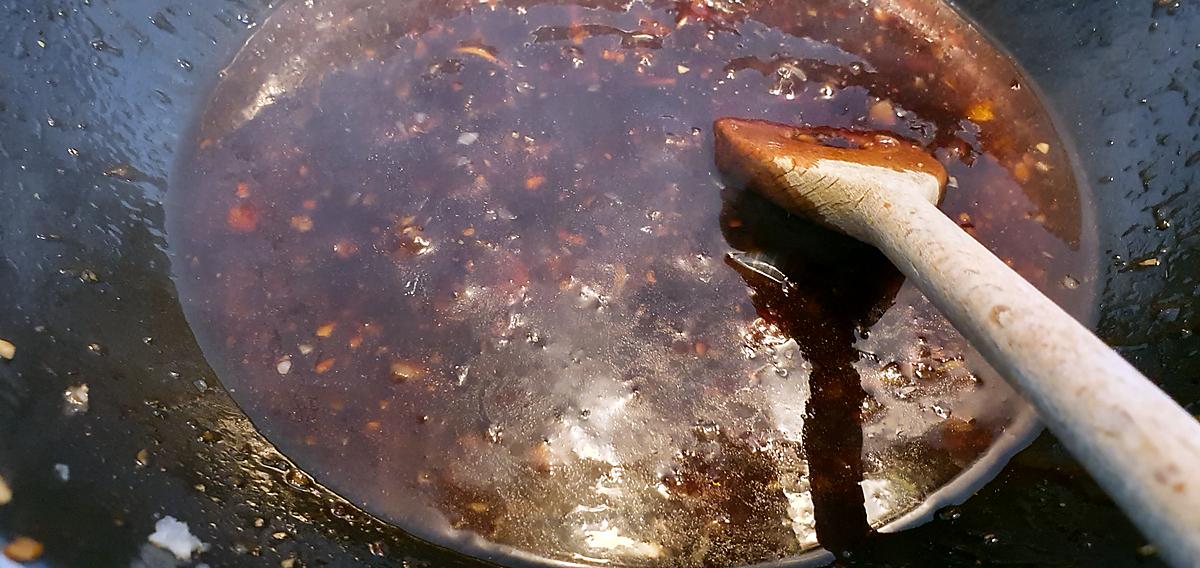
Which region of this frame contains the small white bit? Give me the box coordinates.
[63,384,89,415]
[457,132,479,146]
[276,357,292,375]
[54,463,70,481]
[583,526,662,558]
[1035,142,1050,154]
[676,64,690,74]
[148,516,206,560]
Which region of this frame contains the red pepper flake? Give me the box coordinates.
[645,270,657,284]
[601,49,625,62]
[365,420,382,432]
[298,164,310,177]
[348,335,363,349]
[390,360,427,381]
[290,215,314,232]
[641,76,677,87]
[302,199,318,210]
[569,26,589,44]
[235,182,252,198]
[314,358,336,374]
[558,228,586,247]
[226,202,259,232]
[524,175,546,191]
[315,322,336,337]
[1012,161,1031,184]
[694,341,708,356]
[966,100,995,123]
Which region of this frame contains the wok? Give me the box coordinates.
[0,0,1195,566]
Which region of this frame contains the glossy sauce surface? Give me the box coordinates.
[167,0,1095,565]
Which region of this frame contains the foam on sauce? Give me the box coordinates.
[167,0,1095,565]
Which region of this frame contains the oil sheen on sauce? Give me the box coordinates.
[167,0,1095,565]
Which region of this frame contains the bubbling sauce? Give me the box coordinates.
[168,0,1094,565]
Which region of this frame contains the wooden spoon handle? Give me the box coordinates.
[856,184,1200,567]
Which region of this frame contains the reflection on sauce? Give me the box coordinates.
[168,0,1094,565]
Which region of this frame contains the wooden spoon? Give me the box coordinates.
[713,117,1200,567]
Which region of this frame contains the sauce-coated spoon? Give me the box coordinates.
[713,117,1200,567]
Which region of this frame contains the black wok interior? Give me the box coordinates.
[0,1,1195,567]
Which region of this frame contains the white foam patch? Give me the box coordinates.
[148,516,206,561]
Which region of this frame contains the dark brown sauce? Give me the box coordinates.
[167,0,1095,565]
[728,247,894,553]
